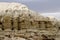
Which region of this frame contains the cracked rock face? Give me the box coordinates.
[0,2,60,40]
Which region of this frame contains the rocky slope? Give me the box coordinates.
[0,2,60,40]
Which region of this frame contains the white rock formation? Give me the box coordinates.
[0,2,59,40]
[0,2,48,30]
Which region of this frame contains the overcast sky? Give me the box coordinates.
[0,0,60,19]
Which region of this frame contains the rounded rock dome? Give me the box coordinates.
[0,2,28,10]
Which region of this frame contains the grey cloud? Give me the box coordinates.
[25,0,60,13]
[41,13,60,19]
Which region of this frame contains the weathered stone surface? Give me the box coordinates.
[0,2,60,40]
[3,15,12,30]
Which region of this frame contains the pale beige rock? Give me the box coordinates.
[3,15,12,30]
[13,17,18,30]
[0,2,59,40]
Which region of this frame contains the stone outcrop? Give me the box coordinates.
[0,2,60,40]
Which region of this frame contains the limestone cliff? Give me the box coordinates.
[0,2,60,40]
